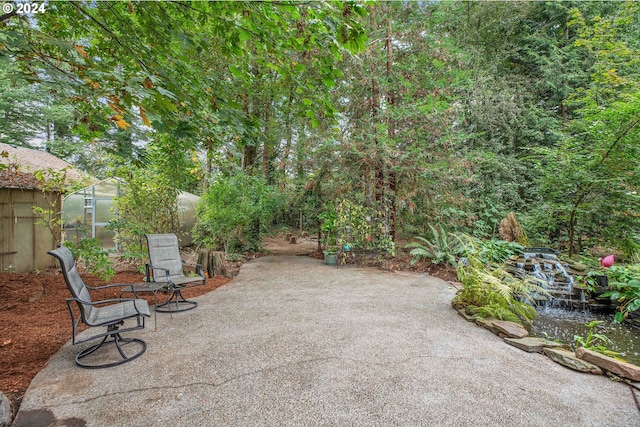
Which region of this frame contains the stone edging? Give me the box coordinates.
[457,308,640,383]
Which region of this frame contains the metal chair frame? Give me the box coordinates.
[49,246,150,369]
[144,234,206,313]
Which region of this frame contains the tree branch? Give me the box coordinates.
[71,2,149,73]
[597,115,640,167]
[0,10,17,23]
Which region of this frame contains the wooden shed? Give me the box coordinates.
[0,169,61,272]
[0,143,88,273]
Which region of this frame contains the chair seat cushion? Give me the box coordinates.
[166,276,205,287]
[87,299,150,326]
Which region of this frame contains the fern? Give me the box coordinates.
[405,225,460,266]
[475,303,521,323]
[453,234,549,325]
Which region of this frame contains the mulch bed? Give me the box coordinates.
[0,269,230,418]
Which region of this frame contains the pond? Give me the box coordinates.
[531,307,640,367]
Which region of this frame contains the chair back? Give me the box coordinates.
[145,234,183,281]
[48,246,94,319]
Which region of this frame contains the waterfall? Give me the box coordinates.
[506,248,580,309]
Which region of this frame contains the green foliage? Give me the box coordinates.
[65,238,115,282]
[4,1,366,139]
[30,167,86,245]
[607,264,640,286]
[573,320,623,360]
[319,201,337,249]
[108,169,180,266]
[601,265,640,323]
[472,303,521,324]
[335,199,394,257]
[531,2,640,256]
[0,57,75,148]
[4,0,640,263]
[405,225,460,266]
[194,173,282,253]
[461,238,524,264]
[453,238,546,325]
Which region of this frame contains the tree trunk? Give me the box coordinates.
[197,249,227,278]
[242,93,256,171]
[385,14,397,241]
[262,95,271,182]
[243,145,256,171]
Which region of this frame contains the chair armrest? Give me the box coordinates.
[181,261,205,279]
[85,283,140,291]
[69,296,138,306]
[146,264,176,287]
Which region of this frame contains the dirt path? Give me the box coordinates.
[263,236,319,256]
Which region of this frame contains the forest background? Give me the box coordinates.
[2,0,640,261]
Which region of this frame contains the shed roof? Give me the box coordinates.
[0,143,88,182]
[0,143,89,189]
[0,168,49,190]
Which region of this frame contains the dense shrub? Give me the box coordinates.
[194,173,282,253]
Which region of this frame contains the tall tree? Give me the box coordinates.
[536,1,640,256]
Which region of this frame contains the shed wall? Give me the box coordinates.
[0,188,61,272]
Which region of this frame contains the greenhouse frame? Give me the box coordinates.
[62,178,123,249]
[62,178,199,249]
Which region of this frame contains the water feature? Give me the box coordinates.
[506,249,580,309]
[507,248,640,366]
[531,308,640,366]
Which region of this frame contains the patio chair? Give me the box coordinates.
[48,246,150,369]
[144,233,206,313]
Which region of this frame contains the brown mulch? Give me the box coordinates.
[0,268,231,419]
[308,247,458,283]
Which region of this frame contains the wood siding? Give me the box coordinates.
[0,188,61,272]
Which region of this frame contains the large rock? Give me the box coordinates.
[457,309,476,322]
[576,347,640,381]
[492,320,529,338]
[0,391,11,427]
[504,337,564,353]
[544,348,603,375]
[475,317,499,334]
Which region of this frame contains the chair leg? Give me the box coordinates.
[155,289,197,313]
[75,324,147,369]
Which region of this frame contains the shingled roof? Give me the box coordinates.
[0,143,89,190]
[0,168,47,190]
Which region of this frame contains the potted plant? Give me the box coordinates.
[319,205,338,265]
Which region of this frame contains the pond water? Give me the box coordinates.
[530,308,640,367]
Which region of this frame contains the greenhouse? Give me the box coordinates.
[62,178,199,249]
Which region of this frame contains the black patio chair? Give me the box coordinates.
[48,246,150,369]
[143,233,206,313]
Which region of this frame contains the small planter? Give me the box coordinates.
[323,250,338,266]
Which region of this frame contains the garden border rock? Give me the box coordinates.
[455,309,640,382]
[0,391,12,427]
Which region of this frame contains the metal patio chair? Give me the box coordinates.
[144,233,206,312]
[48,246,150,369]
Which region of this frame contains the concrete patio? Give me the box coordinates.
[13,256,640,426]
